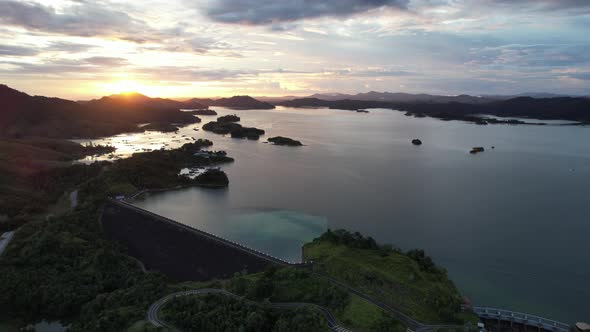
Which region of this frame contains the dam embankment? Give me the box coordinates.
[100,199,290,281]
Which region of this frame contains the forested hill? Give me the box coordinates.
[0,85,202,138]
[83,92,206,113]
[277,96,590,123]
[190,95,275,109]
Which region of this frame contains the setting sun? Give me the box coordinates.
[107,79,142,95]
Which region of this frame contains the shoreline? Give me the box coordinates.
[124,183,227,203]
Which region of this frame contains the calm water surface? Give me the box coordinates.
[87,107,590,323]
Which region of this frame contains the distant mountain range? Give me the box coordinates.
[0,85,276,138]
[276,95,590,123]
[306,91,493,104]
[2,84,589,139]
[258,91,589,106]
[483,92,587,99]
[190,95,275,109]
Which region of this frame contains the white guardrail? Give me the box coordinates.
[473,307,570,332]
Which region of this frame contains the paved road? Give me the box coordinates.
[0,231,15,257]
[147,288,353,332]
[69,190,78,209]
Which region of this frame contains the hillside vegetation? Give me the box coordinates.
[0,137,112,231]
[190,95,275,109]
[0,85,201,139]
[0,141,234,331]
[223,266,404,332]
[0,202,170,331]
[304,229,469,324]
[161,293,328,332]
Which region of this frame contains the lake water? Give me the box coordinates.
[84,107,590,323]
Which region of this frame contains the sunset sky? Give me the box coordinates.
[0,0,589,99]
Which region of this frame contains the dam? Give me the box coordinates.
[100,199,293,281]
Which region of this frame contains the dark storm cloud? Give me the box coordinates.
[0,0,179,42]
[204,0,410,25]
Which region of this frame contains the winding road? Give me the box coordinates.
[0,231,15,257]
[141,259,466,332]
[316,274,465,332]
[147,288,353,332]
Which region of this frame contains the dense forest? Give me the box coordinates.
[161,294,328,332]
[0,201,171,331]
[223,266,405,332]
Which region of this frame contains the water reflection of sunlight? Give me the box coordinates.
[72,122,206,163]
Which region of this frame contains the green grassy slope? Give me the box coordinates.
[303,230,474,324]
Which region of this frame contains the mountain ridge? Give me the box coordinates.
[190,95,275,109]
[0,85,200,138]
[277,95,590,123]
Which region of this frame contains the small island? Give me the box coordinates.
[189,109,218,116]
[203,121,265,140]
[143,122,180,133]
[217,114,240,123]
[193,168,229,187]
[202,121,241,135]
[230,127,265,140]
[470,147,485,154]
[268,136,303,146]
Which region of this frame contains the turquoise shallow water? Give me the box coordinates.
[118,106,590,323]
[226,210,327,263]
